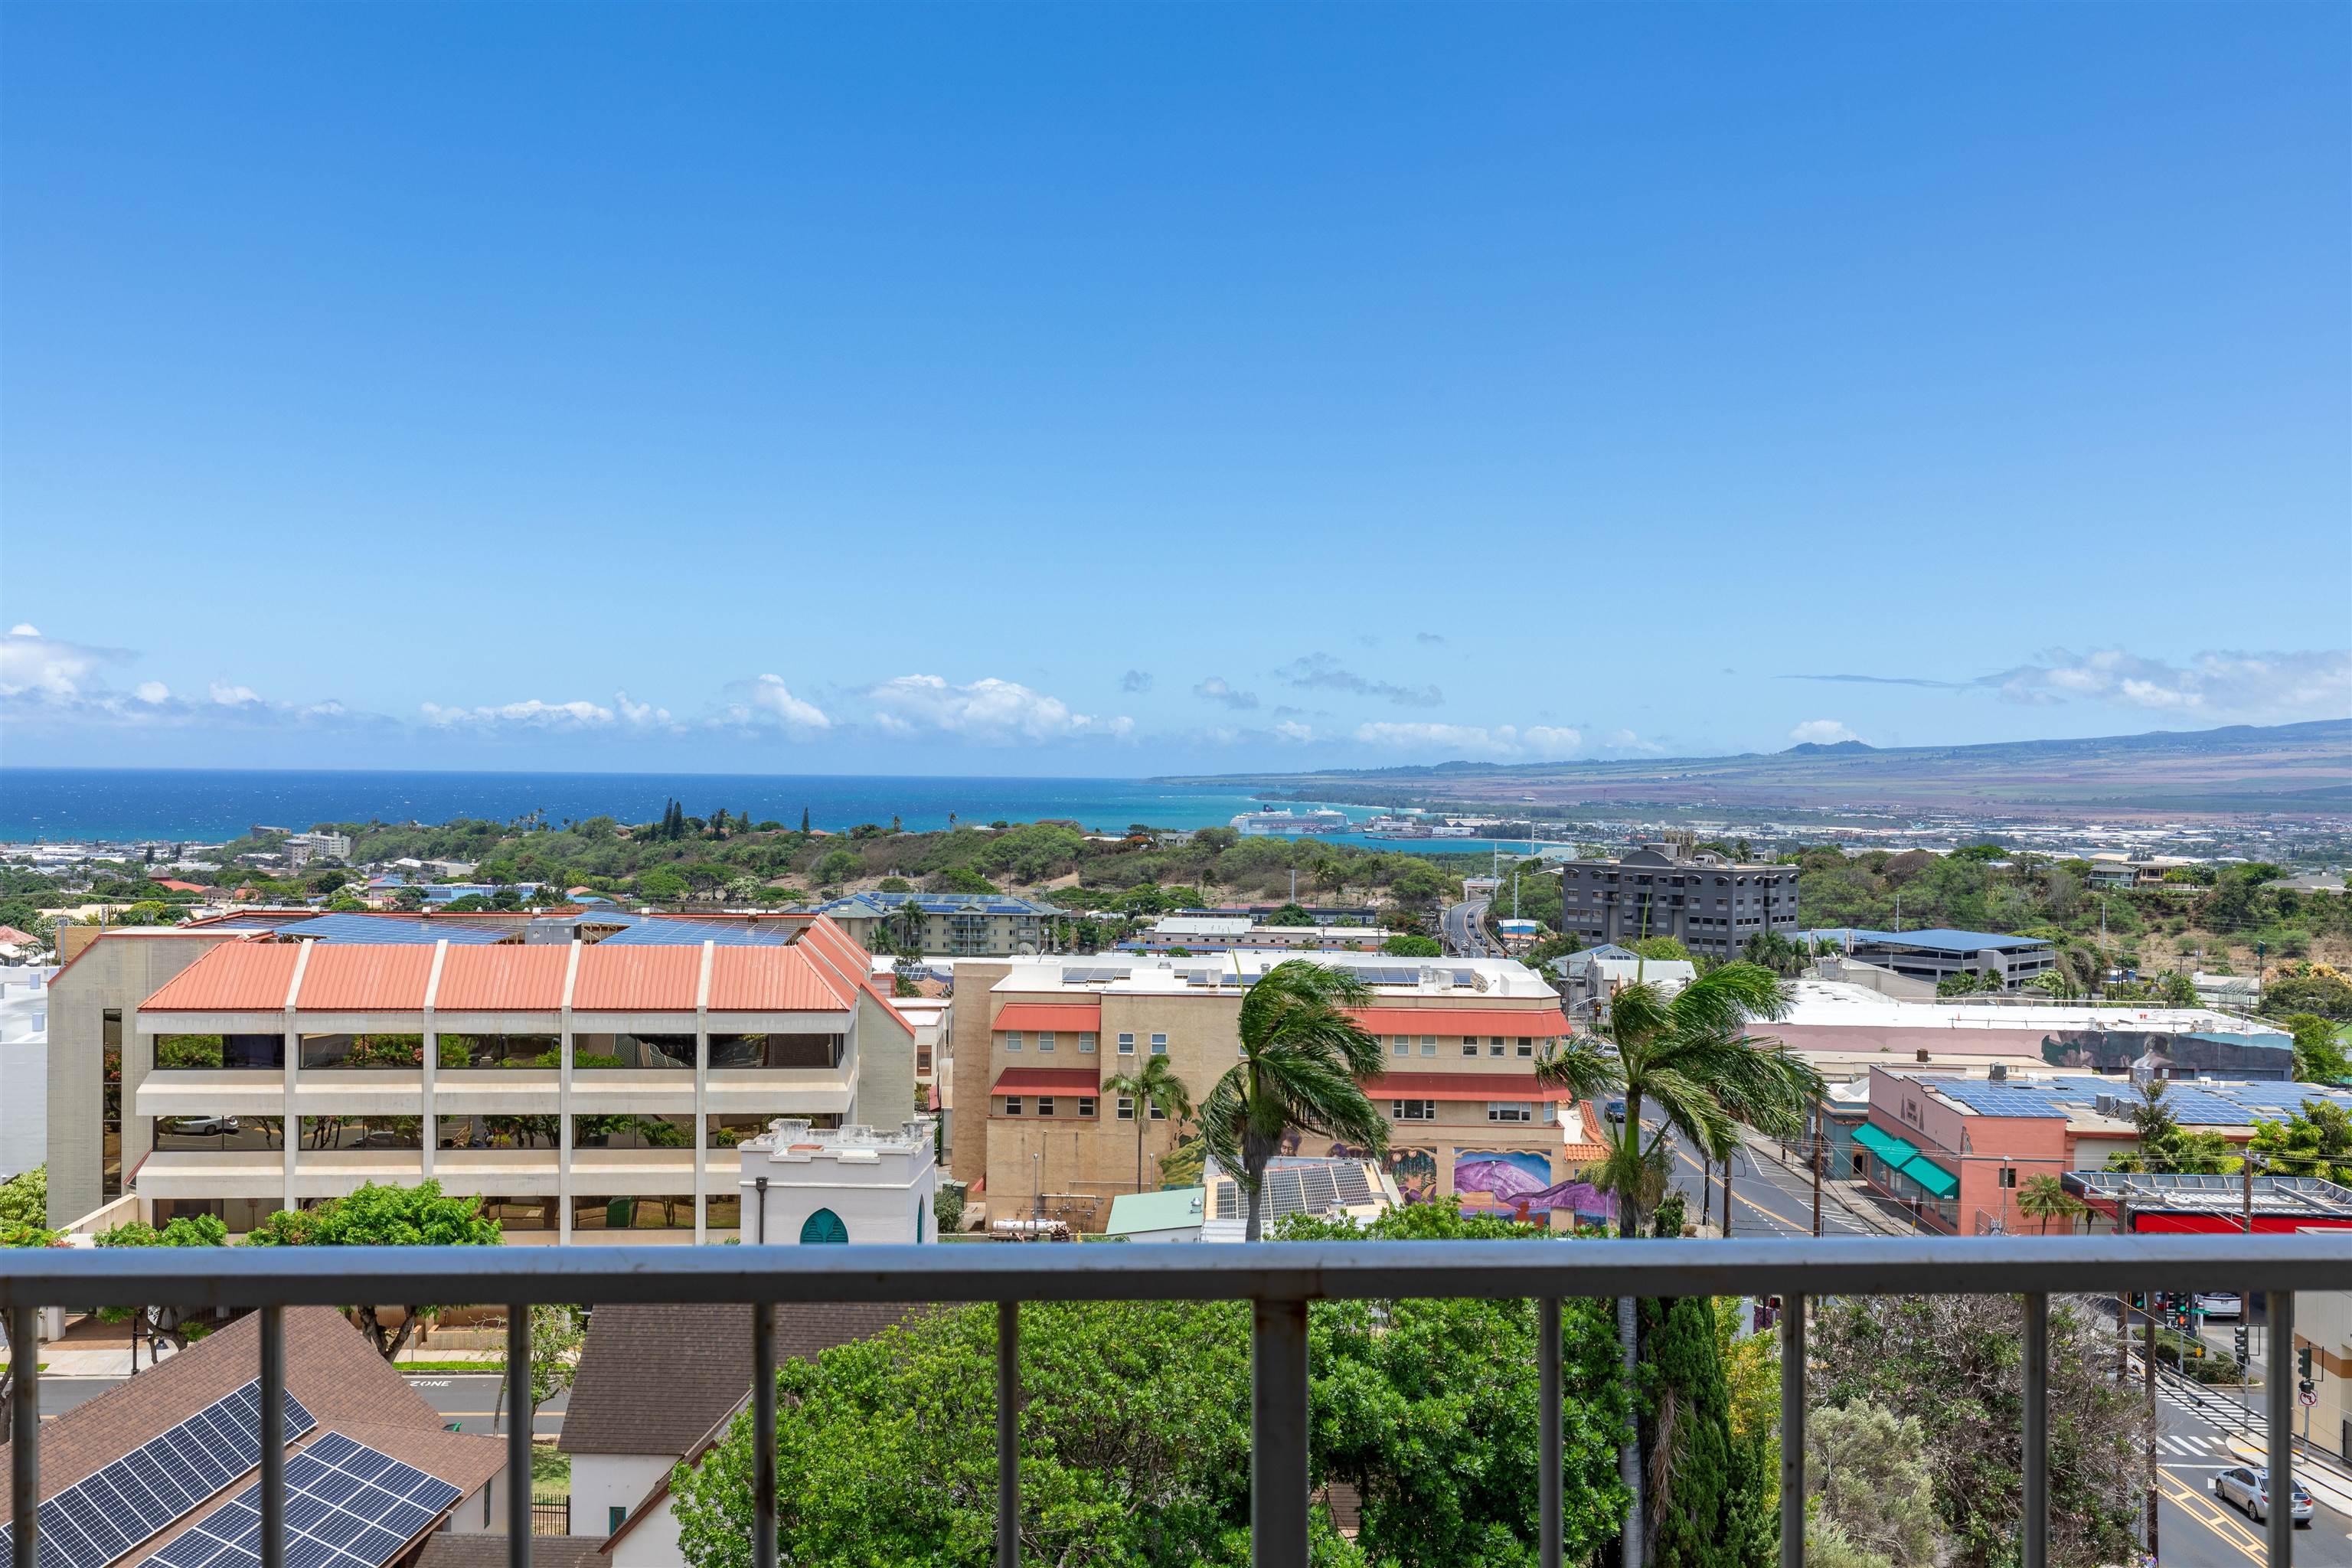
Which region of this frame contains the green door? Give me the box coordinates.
[799,1207,848,1244]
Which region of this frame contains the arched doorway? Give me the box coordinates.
[799,1207,848,1244]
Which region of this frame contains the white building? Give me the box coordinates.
[1,965,54,1178]
[737,1116,939,1246]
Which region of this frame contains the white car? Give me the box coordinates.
[2197,1292,2243,1319]
[2214,1465,2314,1526]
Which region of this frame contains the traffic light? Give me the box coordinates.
[2236,1328,2251,1362]
[2299,1345,2314,1380]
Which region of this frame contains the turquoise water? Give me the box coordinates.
[0,767,1552,858]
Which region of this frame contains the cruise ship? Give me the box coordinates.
[1230,806,1352,836]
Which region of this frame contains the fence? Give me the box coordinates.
[8,1233,2352,1568]
[530,1491,570,1535]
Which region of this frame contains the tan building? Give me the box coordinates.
[949,952,1598,1232]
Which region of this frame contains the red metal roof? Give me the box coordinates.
[989,1067,1104,1096]
[1349,1008,1571,1038]
[992,1003,1102,1033]
[139,942,303,1013]
[573,943,704,1011]
[708,947,854,1012]
[433,944,569,1011]
[1364,1072,1576,1102]
[295,943,436,1011]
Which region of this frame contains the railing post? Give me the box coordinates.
[2021,1293,2047,1568]
[998,1301,1020,1568]
[753,1302,776,1568]
[260,1304,286,1568]
[8,1302,36,1568]
[2267,1290,2294,1568]
[1253,1296,1310,1568]
[1539,1297,1561,1568]
[508,1305,532,1568]
[1779,1295,1805,1568]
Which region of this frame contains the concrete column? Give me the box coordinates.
[420,941,447,1180]
[280,942,314,1214]
[694,940,714,1243]
[559,940,581,1243]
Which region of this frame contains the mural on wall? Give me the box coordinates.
[2040,1029,2294,1079]
[1382,1146,1439,1205]
[1453,1148,1615,1224]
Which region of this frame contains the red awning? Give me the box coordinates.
[1348,1008,1571,1038]
[1364,1072,1576,1102]
[993,1003,1103,1033]
[989,1067,1104,1096]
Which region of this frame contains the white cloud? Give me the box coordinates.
[1988,648,2351,722]
[864,674,1133,744]
[745,675,828,733]
[0,628,128,702]
[8,624,41,637]
[1353,721,1582,760]
[1602,728,1667,756]
[1193,676,1260,710]
[1788,719,1860,746]
[132,681,172,704]
[420,698,616,730]
[615,690,675,728]
[1276,653,1443,708]
[209,680,263,707]
[1272,720,1315,743]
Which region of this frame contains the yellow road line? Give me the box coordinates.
[1664,1137,1810,1234]
[2163,1468,2269,1564]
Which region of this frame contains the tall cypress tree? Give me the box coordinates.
[1642,1296,1743,1568]
[801,806,811,835]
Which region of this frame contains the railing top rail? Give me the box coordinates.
[5,1234,2351,1311]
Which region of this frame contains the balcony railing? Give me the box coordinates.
[8,1235,2352,1568]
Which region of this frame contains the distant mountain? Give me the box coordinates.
[1159,719,2351,817]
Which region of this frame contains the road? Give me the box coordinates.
[2144,1361,2352,1567]
[33,1369,570,1436]
[1442,898,1496,957]
[1643,1113,1873,1238]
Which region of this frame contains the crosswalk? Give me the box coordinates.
[2156,1431,2232,1458]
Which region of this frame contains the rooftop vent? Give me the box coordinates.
[1989,1063,2008,1082]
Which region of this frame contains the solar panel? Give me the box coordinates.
[2,1380,315,1568]
[136,1432,462,1568]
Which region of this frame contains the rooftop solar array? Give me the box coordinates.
[1058,965,1132,984]
[136,1431,462,1568]
[1211,1161,1376,1222]
[1930,1083,2071,1118]
[278,915,511,946]
[3,1380,315,1568]
[596,916,795,946]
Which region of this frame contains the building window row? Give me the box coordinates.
[149,1111,826,1152]
[998,1096,1099,1119]
[1393,1099,1438,1122]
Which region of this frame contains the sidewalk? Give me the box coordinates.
[1735,1127,1917,1238]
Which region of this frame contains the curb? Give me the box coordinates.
[2225,1436,2352,1516]
[1735,1129,1915,1238]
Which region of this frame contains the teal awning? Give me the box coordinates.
[1853,1122,1921,1167]
[1899,1152,1958,1200]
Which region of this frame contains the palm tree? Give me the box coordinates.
[2016,1173,2086,1234]
[1534,961,1820,1568]
[1198,960,1388,1241]
[1104,1054,1194,1194]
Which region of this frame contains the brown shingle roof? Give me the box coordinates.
[0,1306,504,1558]
[417,1538,609,1568]
[558,1302,921,1458]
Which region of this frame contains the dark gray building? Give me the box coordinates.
[1552,840,1798,961]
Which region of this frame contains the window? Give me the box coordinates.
[1999,1166,2018,1189]
[1038,1096,1057,1116]
[799,1207,848,1244]
[609,1506,627,1536]
[1488,1102,1534,1123]
[1516,1037,1534,1057]
[1078,1097,1096,1118]
[1420,1035,1438,1057]
[1150,1033,1168,1056]
[1004,1032,1023,1052]
[1392,1099,1437,1122]
[1118,1032,1135,1056]
[1149,1102,1167,1120]
[1038,1032,1055,1053]
[1393,1035,1409,1057]
[1080,1032,1097,1054]
[1488,1037,1506,1057]
[1117,1095,1135,1121]
[1004,1096,1024,1116]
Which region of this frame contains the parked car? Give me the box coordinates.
[1605,1099,1627,1122]
[2197,1292,2243,1318]
[168,1115,240,1137]
[2214,1465,2314,1526]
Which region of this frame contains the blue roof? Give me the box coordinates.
[276,915,512,946]
[1811,927,2053,954]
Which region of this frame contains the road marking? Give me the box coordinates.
[2163,1469,2269,1565]
[1664,1138,1815,1236]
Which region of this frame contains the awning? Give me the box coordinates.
[1364,1072,1577,1103]
[1348,1008,1573,1038]
[1899,1152,1958,1200]
[1852,1122,1922,1167]
[988,1067,1103,1096]
[993,1003,1102,1033]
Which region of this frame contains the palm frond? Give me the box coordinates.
[1534,1036,1623,1101]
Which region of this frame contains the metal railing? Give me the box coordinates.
[8,1234,2352,1568]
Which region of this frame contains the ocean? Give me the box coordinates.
[0,768,1548,857]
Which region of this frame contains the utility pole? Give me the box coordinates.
[1720,1152,1732,1237]
[1811,1109,1824,1239]
[2144,1312,2158,1564]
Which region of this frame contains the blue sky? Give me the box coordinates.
[3,3,2345,775]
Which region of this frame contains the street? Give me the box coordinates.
[1442,897,1497,957]
[31,1369,570,1437]
[2145,1365,2352,1568]
[1644,1112,1874,1238]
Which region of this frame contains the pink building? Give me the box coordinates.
[1859,1067,2070,1235]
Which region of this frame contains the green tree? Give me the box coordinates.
[938,864,1000,894]
[1804,1400,1940,1567]
[240,1181,501,1357]
[1629,936,1694,963]
[2014,1174,2086,1234]
[2249,1099,2352,1184]
[2283,1012,2352,1084]
[1104,1055,1194,1192]
[93,1214,230,1352]
[1265,902,1316,926]
[1642,1294,1744,1568]
[1380,933,1442,957]
[0,1165,48,1235]
[1198,961,1387,1241]
[1535,962,1819,1566]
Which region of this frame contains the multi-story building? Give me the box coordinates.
[812,892,1060,956]
[1553,841,1798,961]
[282,830,354,868]
[948,952,1598,1232]
[1122,916,1393,954]
[42,910,915,1240]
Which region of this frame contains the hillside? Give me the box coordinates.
[1161,720,2352,816]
